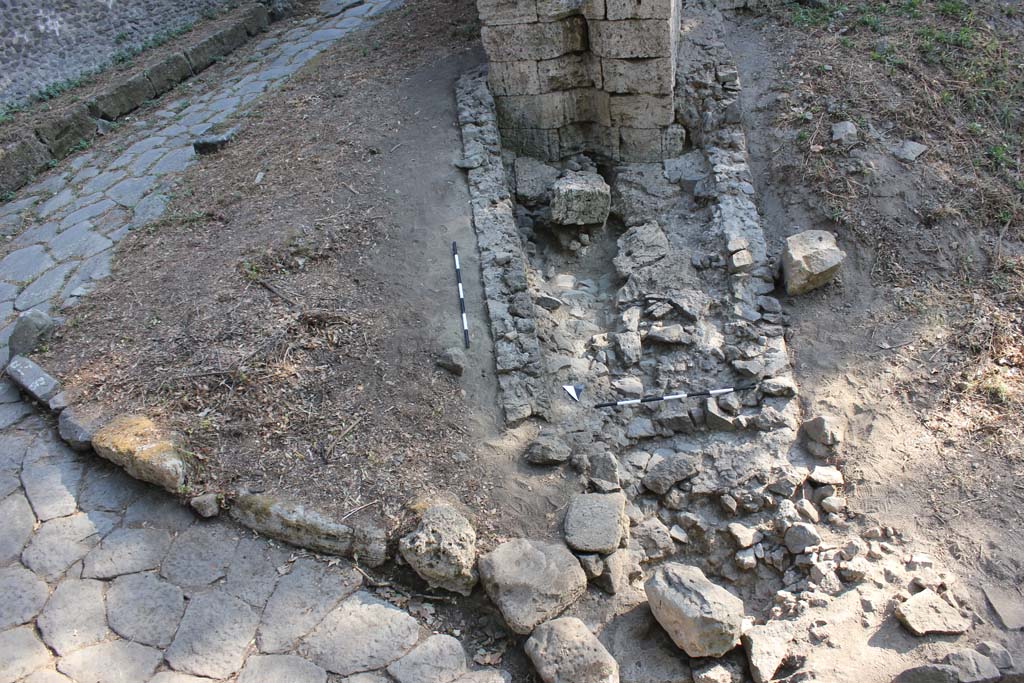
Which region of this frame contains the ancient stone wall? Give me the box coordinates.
[477,0,687,163]
[0,0,247,108]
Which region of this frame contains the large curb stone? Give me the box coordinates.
[478,538,587,635]
[230,492,387,566]
[0,133,52,195]
[33,105,95,159]
[91,414,188,493]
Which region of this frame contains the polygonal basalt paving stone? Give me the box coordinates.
[22,511,119,581]
[300,591,422,676]
[57,640,163,683]
[47,221,113,261]
[36,189,75,219]
[15,262,77,311]
[59,199,116,231]
[223,536,289,608]
[165,589,259,679]
[130,193,168,228]
[0,625,53,682]
[151,147,196,174]
[0,564,49,629]
[83,527,172,579]
[0,245,54,284]
[257,557,363,653]
[106,571,185,648]
[20,453,85,521]
[21,670,74,683]
[106,175,157,208]
[130,149,165,176]
[124,136,167,156]
[161,521,240,590]
[0,491,36,565]
[149,673,215,683]
[82,170,127,195]
[124,494,196,532]
[78,463,149,512]
[36,578,109,655]
[11,221,59,249]
[237,654,327,683]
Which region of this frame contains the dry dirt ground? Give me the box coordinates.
[39,0,575,545]
[724,0,1023,630]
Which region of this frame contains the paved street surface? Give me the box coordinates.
[0,3,510,682]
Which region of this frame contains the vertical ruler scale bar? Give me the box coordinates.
[452,241,470,348]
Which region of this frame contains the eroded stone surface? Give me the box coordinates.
[525,617,619,683]
[645,563,744,658]
[399,504,479,596]
[165,589,259,679]
[107,572,186,648]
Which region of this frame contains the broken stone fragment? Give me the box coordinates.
[478,538,587,634]
[630,517,674,562]
[6,355,60,403]
[612,221,668,278]
[399,504,478,596]
[895,588,971,636]
[611,376,643,397]
[803,415,844,446]
[91,415,188,493]
[594,549,642,595]
[189,493,220,518]
[943,649,1001,683]
[525,617,619,683]
[645,563,744,658]
[641,452,699,495]
[728,249,754,274]
[892,139,928,162]
[58,404,107,451]
[563,493,627,555]
[975,641,1014,671]
[782,230,846,296]
[525,432,571,465]
[645,324,692,345]
[808,465,844,486]
[742,621,793,683]
[551,171,610,226]
[892,664,960,683]
[437,347,467,376]
[704,397,739,431]
[761,376,797,397]
[784,522,821,554]
[613,331,642,366]
[831,121,858,145]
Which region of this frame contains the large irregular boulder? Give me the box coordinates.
[895,589,971,636]
[525,617,619,683]
[644,563,744,658]
[551,171,610,226]
[399,504,478,596]
[781,230,846,295]
[478,539,587,635]
[563,493,627,555]
[91,415,188,493]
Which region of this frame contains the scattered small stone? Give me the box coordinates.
[784,523,822,554]
[975,642,1014,671]
[893,140,928,162]
[631,517,675,562]
[782,230,846,295]
[437,347,466,376]
[594,549,642,595]
[399,504,478,596]
[525,617,619,683]
[525,432,571,465]
[803,415,844,446]
[820,495,846,514]
[645,563,745,658]
[808,465,844,486]
[831,121,858,145]
[536,294,563,311]
[944,649,1001,683]
[895,588,971,636]
[611,377,643,397]
[892,664,959,683]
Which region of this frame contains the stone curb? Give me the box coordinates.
[0,2,277,196]
[4,353,389,567]
[455,67,550,425]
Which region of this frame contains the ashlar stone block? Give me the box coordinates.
[601,57,674,94]
[481,16,587,61]
[606,0,676,19]
[477,0,538,26]
[590,18,675,59]
[609,93,675,128]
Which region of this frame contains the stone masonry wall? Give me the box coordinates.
[0,0,240,108]
[478,0,687,163]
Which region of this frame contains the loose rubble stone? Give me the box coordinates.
[515,156,560,204]
[478,538,587,634]
[0,564,49,630]
[525,617,619,683]
[808,465,844,486]
[399,504,479,596]
[37,578,108,655]
[803,416,844,446]
[9,309,55,357]
[784,522,821,553]
[0,626,53,683]
[551,171,611,225]
[895,588,971,636]
[237,655,328,683]
[642,452,699,494]
[782,230,846,296]
[189,492,221,517]
[742,621,793,683]
[58,640,163,683]
[438,347,467,376]
[613,221,669,278]
[645,563,744,658]
[525,432,571,464]
[594,549,642,595]
[563,492,627,554]
[976,642,1014,670]
[107,572,186,648]
[301,591,421,675]
[893,140,928,162]
[944,649,1001,683]
[984,585,1024,630]
[91,414,188,493]
[193,127,238,155]
[631,517,675,561]
[386,634,467,683]
[892,664,960,683]
[166,590,260,679]
[83,527,172,578]
[258,557,362,653]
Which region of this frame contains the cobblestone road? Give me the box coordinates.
[0,3,510,682]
